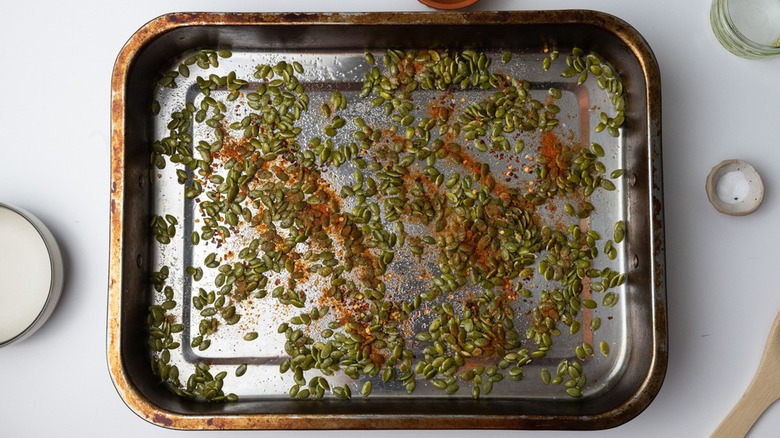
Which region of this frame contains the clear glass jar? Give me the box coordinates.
[711,0,780,58]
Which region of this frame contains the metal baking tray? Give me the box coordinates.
[108,11,665,430]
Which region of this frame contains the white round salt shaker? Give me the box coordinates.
[706,160,764,216]
[0,203,64,347]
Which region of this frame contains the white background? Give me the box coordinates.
[1,0,779,437]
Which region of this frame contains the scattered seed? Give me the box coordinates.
[361,381,372,397]
[614,220,625,243]
[147,47,629,403]
[501,51,512,63]
[599,341,610,356]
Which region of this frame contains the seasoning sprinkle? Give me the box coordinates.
[147,46,629,402]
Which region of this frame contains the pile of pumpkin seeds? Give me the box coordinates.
[147,46,628,402]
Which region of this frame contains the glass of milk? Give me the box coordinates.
[0,203,64,347]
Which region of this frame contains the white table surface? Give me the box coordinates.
[2,0,779,436]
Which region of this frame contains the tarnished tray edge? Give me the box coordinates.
[107,10,666,430]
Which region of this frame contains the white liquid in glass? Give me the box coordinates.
[0,207,52,344]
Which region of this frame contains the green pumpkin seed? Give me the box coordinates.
[361,381,372,397]
[541,368,551,384]
[614,220,625,243]
[590,142,605,157]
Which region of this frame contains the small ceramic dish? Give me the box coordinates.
[0,203,64,347]
[419,0,480,10]
[706,159,764,216]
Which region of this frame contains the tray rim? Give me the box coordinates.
[108,9,666,430]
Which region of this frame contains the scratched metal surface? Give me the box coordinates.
[108,11,665,430]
